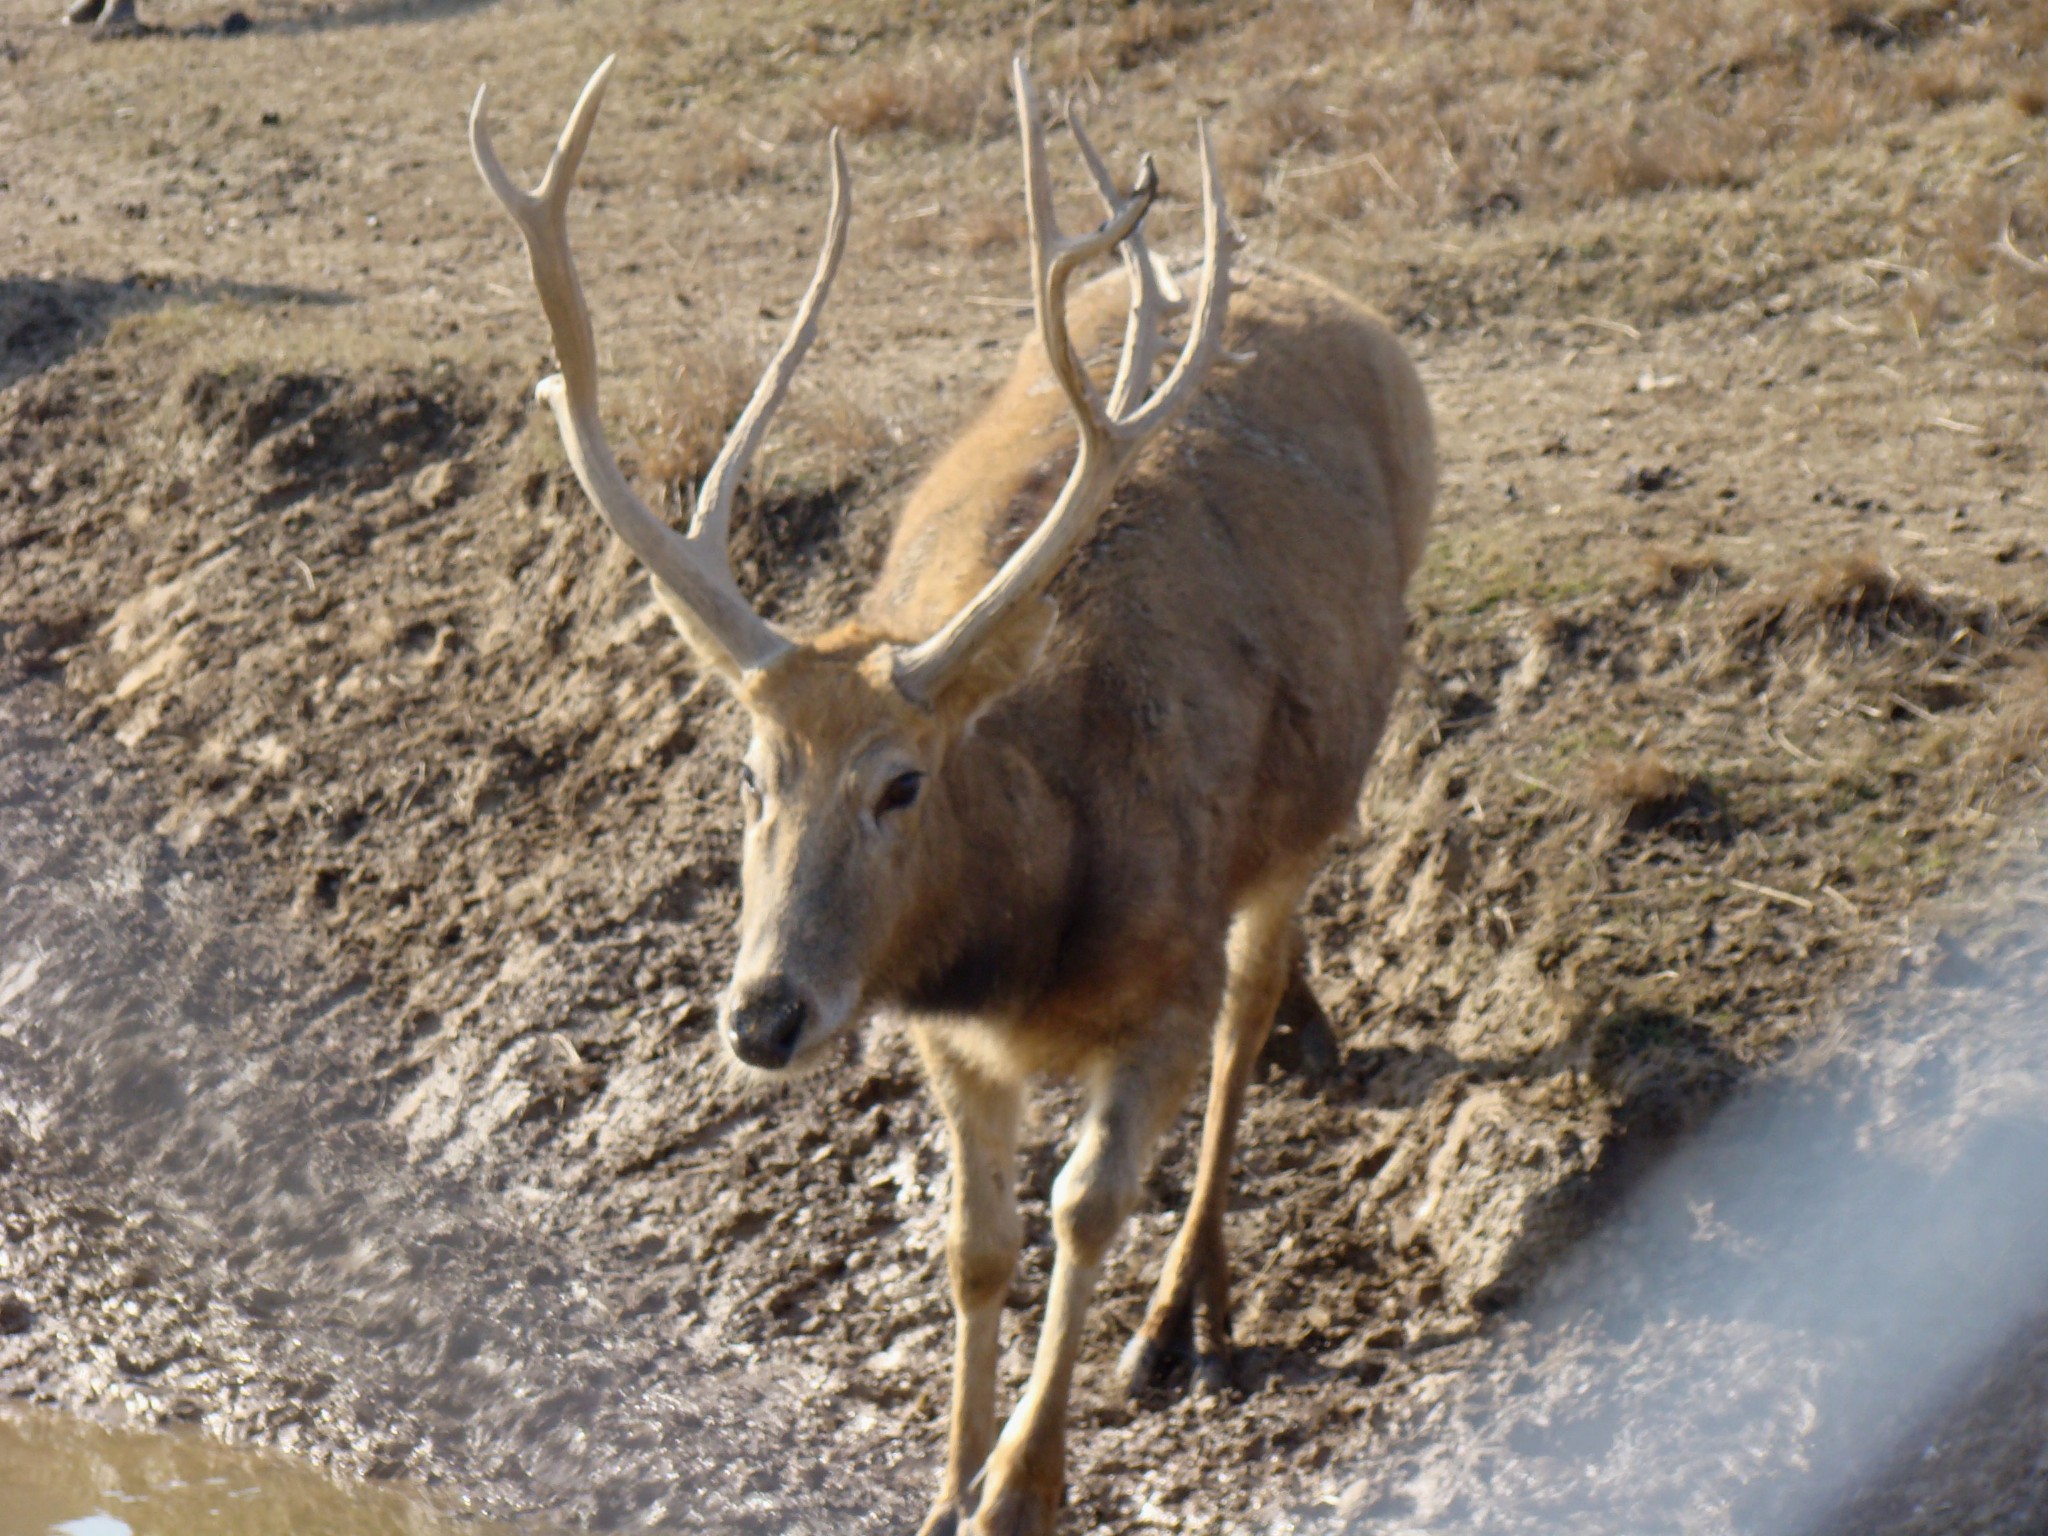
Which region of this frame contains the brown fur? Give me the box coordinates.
[708,259,1432,1533]
[473,61,1431,1531]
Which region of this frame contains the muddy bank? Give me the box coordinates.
[7,0,2048,1522]
[4,327,2048,1533]
[0,665,921,1532]
[8,641,2048,1536]
[1308,854,2048,1535]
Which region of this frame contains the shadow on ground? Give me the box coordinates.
[0,275,352,391]
[294,0,501,32]
[51,0,502,39]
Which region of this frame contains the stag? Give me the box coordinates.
[63,0,139,25]
[470,56,1434,1535]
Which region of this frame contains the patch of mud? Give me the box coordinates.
[0,666,921,1532]
[1294,853,2048,1536]
[9,0,2048,1522]
[4,329,2047,1533]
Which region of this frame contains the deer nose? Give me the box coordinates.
[726,979,812,1070]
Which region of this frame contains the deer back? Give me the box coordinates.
[857,261,1435,1021]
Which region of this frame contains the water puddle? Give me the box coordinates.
[0,1406,492,1536]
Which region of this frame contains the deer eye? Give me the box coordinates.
[874,770,924,818]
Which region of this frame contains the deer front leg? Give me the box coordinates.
[966,1043,1201,1536]
[915,1031,1024,1536]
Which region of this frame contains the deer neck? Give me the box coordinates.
[878,728,1076,1023]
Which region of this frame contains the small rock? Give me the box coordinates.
[1403,1082,1597,1309]
[4,620,53,660]
[219,10,251,33]
[1618,462,1682,496]
[0,1294,33,1334]
[409,459,467,511]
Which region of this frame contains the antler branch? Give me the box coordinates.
[1067,101,1186,419]
[471,58,851,677]
[890,58,1239,704]
[693,132,852,548]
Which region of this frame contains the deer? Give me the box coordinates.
[469,54,1434,1536]
[62,0,139,25]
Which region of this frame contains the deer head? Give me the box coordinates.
[470,56,1235,1070]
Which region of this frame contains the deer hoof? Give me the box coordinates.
[917,1501,964,1536]
[1118,1327,1187,1400]
[1192,1346,1233,1398]
[962,1484,1055,1536]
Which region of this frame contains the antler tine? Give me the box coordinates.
[889,61,1234,706]
[692,129,853,548]
[1014,57,1159,438]
[1067,101,1184,420]
[1115,119,1240,442]
[468,62,615,401]
[469,58,797,677]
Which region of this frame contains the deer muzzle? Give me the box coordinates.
[724,975,815,1071]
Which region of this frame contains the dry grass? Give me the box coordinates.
[643,340,758,497]
[887,202,946,255]
[677,133,766,197]
[1028,0,1262,86]
[1800,0,1973,47]
[1726,554,1976,652]
[1573,107,1763,199]
[1212,0,2047,251]
[956,198,1025,256]
[787,387,897,493]
[1578,752,1715,837]
[1634,546,1733,601]
[643,340,892,503]
[1904,53,2000,109]
[1971,658,2048,788]
[1894,275,1947,340]
[886,195,1021,257]
[1921,164,2048,335]
[815,54,1002,142]
[1096,1,1245,69]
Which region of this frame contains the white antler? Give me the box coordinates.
[890,58,1239,704]
[1067,100,1188,420]
[470,57,852,676]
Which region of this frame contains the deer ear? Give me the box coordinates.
[653,580,744,687]
[926,598,1056,729]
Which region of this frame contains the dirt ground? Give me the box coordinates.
[3,0,2048,1531]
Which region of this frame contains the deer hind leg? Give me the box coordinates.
[1120,870,1311,1399]
[914,1029,1025,1536]
[966,1032,1205,1536]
